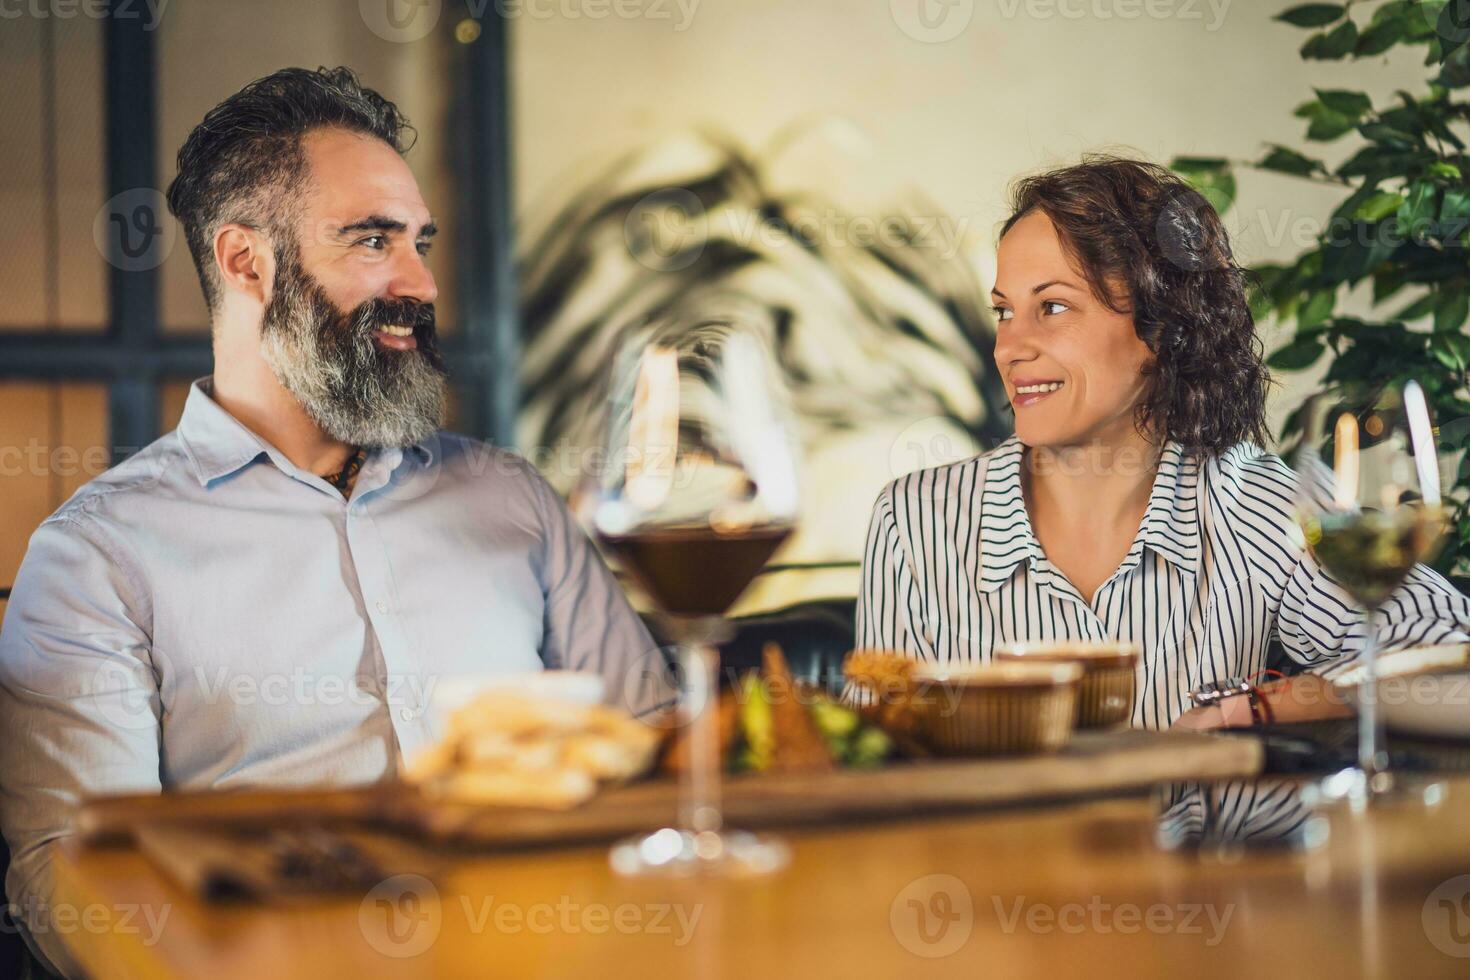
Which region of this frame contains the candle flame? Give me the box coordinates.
[626,346,680,513]
[1333,412,1359,511]
[1403,380,1441,507]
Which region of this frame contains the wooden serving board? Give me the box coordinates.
[76,729,1261,851]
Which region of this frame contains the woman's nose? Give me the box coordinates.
[992,318,1037,370]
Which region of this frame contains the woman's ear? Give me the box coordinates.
[213,223,274,306]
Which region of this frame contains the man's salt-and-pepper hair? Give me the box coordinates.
[165,66,415,312]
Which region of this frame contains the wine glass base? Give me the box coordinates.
[1309,768,1447,810]
[609,828,790,878]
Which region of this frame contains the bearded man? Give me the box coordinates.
[0,67,671,976]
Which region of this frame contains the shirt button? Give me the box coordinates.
[375,600,390,614]
[398,707,415,722]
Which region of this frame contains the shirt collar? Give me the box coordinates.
[175,376,437,487]
[978,434,1202,593]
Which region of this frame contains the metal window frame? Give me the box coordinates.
[0,3,519,592]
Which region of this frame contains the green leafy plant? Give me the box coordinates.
[1173,0,1470,592]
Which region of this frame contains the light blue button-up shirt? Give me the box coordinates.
[0,377,672,973]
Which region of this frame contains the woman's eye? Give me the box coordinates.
[1041,300,1070,316]
[991,306,1013,322]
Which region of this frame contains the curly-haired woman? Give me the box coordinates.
[856,156,1470,730]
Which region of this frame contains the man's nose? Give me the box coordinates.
[388,247,438,306]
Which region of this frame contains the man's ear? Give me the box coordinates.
[213,223,275,306]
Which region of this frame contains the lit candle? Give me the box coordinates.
[1333,412,1359,511]
[626,346,680,512]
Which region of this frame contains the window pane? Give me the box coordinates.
[159,380,193,432]
[0,383,109,592]
[54,18,107,331]
[0,18,106,332]
[0,22,47,328]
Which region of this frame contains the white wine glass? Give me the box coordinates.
[1290,379,1448,804]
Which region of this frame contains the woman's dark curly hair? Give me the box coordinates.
[1000,155,1270,455]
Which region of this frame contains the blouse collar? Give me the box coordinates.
[977,434,1202,594]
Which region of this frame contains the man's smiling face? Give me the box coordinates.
[258,126,448,448]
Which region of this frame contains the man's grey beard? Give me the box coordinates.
[259,250,448,449]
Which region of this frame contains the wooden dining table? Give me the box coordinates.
[46,772,1470,980]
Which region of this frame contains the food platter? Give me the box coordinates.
[76,728,1263,851]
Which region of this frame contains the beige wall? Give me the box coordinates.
[511,1,1428,608]
[511,0,1427,432]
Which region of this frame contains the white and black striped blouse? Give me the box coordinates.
[856,434,1470,729]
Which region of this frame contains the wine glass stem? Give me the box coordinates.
[678,643,723,835]
[1357,607,1386,781]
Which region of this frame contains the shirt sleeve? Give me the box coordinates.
[855,481,922,656]
[522,464,676,719]
[1227,451,1470,679]
[0,514,162,977]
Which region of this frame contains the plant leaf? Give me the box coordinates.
[1170,157,1236,213]
[1396,292,1437,320]
[1358,122,1419,146]
[1302,19,1359,59]
[1414,2,1449,38]
[1171,156,1230,171]
[1370,1,1414,27]
[1357,15,1408,56]
[1435,287,1470,332]
[1397,180,1440,237]
[1267,337,1327,370]
[1276,3,1346,27]
[1428,161,1464,180]
[1334,144,1434,179]
[1442,187,1470,227]
[1298,289,1337,329]
[1438,0,1470,63]
[1258,145,1323,176]
[1354,190,1407,221]
[1439,42,1470,86]
[1315,88,1373,117]
[1306,106,1356,140]
[1431,331,1470,371]
[1373,266,1410,303]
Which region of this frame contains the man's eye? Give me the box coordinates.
[358,235,388,250]
[1041,300,1070,316]
[991,306,1013,321]
[416,241,433,257]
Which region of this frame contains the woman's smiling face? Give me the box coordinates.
[991,210,1156,450]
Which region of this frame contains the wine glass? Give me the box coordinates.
[579,298,801,876]
[1290,380,1448,805]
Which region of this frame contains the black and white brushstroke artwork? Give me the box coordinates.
[516,123,1010,613]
